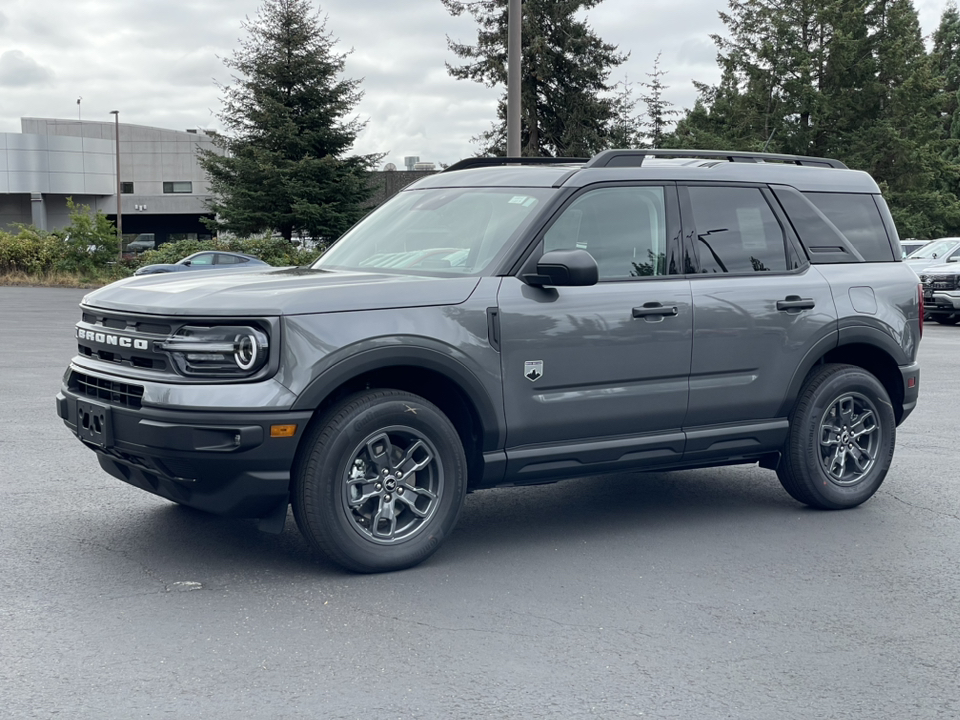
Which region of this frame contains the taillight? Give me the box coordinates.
[918,283,924,339]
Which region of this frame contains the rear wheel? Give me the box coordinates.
[292,390,467,573]
[777,364,895,509]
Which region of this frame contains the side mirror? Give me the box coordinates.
[523,249,599,287]
[182,260,192,266]
[948,256,959,263]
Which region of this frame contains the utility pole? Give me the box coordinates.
[110,110,123,262]
[507,0,521,157]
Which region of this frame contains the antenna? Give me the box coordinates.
[77,96,82,121]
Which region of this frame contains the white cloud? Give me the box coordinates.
[0,0,948,164]
[0,50,55,88]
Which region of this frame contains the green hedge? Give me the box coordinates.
[1,202,325,282]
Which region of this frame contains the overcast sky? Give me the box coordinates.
[0,0,951,168]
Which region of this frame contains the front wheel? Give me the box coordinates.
[777,364,896,510]
[292,390,467,573]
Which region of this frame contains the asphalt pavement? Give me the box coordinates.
[1,286,958,719]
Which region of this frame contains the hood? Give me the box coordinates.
[915,262,960,275]
[83,267,482,317]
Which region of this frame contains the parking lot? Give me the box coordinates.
[2,285,959,719]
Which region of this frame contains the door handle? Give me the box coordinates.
[777,296,816,311]
[632,303,679,318]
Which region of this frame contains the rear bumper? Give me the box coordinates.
[57,387,312,518]
[899,361,920,424]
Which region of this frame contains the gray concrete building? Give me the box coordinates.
[0,118,220,246]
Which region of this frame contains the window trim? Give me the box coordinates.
[514,181,683,283]
[678,182,806,278]
[163,181,193,194]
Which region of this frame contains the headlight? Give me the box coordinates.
[159,325,269,377]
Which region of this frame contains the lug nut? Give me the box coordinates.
[396,471,403,479]
[375,483,382,491]
[397,487,404,495]
[385,494,392,502]
[382,468,389,475]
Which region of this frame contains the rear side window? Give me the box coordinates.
[803,193,895,261]
[687,186,788,273]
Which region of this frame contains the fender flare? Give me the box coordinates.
[291,344,504,451]
[776,324,908,418]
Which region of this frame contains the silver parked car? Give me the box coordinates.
[134,251,269,276]
[904,237,960,271]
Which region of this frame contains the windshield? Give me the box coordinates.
[313,187,555,275]
[908,239,959,259]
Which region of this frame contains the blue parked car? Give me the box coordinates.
[134,251,269,276]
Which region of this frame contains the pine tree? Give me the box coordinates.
[200,0,379,242]
[639,52,679,148]
[442,0,627,157]
[933,2,960,151]
[608,74,643,149]
[666,0,960,237]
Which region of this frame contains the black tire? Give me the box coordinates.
[933,315,960,325]
[292,390,467,573]
[777,363,896,510]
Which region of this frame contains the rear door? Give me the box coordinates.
[497,183,693,478]
[680,183,838,463]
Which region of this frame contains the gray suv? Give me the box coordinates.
[57,149,922,573]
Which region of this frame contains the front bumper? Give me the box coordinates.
[57,385,313,519]
[926,290,960,313]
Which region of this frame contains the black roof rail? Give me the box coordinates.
[584,149,848,170]
[443,156,589,173]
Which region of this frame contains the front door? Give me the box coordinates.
[497,184,693,480]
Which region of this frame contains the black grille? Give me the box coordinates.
[70,371,144,409]
[923,274,960,291]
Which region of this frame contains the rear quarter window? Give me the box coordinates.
[803,192,896,262]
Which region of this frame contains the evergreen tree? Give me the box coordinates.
[442,0,627,157]
[608,74,643,149]
[933,2,960,154]
[666,0,960,237]
[639,52,679,148]
[200,0,379,242]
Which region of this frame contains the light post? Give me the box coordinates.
[110,110,122,262]
[507,0,521,157]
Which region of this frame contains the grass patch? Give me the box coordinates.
[0,270,125,288]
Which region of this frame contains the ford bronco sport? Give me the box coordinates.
[57,149,922,573]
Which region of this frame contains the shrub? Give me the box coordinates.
[54,198,122,273]
[0,226,62,274]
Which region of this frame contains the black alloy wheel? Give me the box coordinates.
[292,390,467,573]
[777,364,896,510]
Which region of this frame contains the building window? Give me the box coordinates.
[163,181,193,194]
[120,182,134,194]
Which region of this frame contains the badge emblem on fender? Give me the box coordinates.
[524,360,543,382]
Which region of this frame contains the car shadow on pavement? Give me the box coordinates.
[83,463,813,579]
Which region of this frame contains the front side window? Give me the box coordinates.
[688,186,787,273]
[543,186,668,280]
[188,253,215,266]
[314,187,555,275]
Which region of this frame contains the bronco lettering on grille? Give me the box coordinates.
[77,328,149,350]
